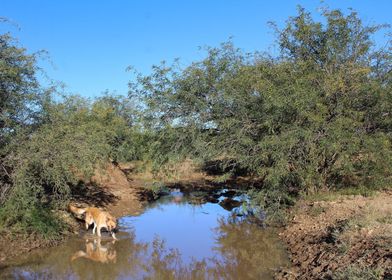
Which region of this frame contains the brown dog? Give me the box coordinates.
[69,205,117,239]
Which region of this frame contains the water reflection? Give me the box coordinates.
[211,216,287,279]
[71,239,117,264]
[1,192,289,280]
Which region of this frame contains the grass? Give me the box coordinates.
[336,186,377,197]
[377,215,392,224]
[333,265,384,280]
[348,204,392,229]
[304,186,378,202]
[308,205,326,217]
[326,201,392,258]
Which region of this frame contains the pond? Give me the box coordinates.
[0,190,289,280]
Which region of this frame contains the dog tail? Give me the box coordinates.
[71,251,87,261]
[69,204,86,215]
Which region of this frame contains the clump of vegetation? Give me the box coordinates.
[333,265,384,280]
[308,205,325,217]
[148,182,169,199]
[0,28,145,236]
[0,93,149,235]
[131,7,391,217]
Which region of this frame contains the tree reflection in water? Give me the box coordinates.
[4,213,288,280]
[2,190,290,280]
[209,214,289,279]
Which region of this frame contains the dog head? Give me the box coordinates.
[106,216,117,232]
[85,212,94,224]
[107,248,117,263]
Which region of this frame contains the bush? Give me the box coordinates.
[131,6,391,209]
[0,183,64,238]
[0,89,150,235]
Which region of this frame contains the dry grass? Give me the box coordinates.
[339,195,392,242]
[127,159,212,184]
[278,191,392,279]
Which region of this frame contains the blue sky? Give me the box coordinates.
[1,0,391,98]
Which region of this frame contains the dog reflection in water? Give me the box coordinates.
[71,238,117,264]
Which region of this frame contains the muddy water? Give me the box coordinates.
[0,190,289,280]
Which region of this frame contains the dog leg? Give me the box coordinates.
[93,223,97,235]
[97,225,102,237]
[111,231,117,240]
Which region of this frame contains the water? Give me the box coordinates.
[0,190,289,280]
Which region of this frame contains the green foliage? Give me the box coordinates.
[248,187,294,226]
[0,32,144,236]
[131,7,392,215]
[148,181,169,199]
[0,32,44,146]
[90,94,149,162]
[0,30,49,211]
[0,183,64,238]
[1,93,145,232]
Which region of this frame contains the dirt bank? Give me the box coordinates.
[277,191,392,279]
[89,162,144,217]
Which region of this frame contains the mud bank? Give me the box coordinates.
[276,191,392,279]
[87,162,144,217]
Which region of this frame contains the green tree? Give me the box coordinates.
[131,6,391,210]
[0,93,146,234]
[0,30,45,147]
[0,26,49,205]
